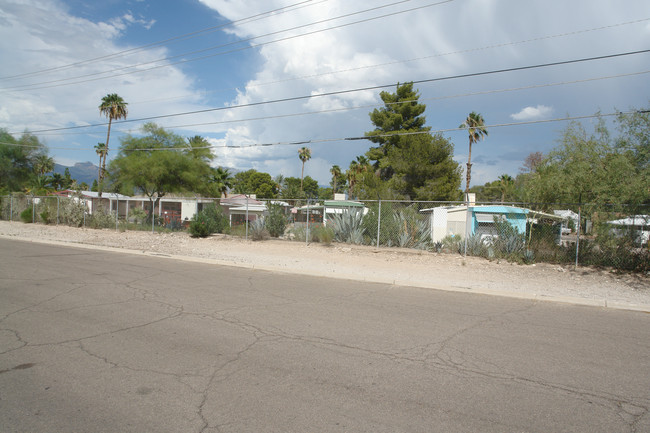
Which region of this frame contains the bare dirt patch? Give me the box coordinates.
[1,220,648,309]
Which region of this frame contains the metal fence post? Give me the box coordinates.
[245,194,249,241]
[151,200,155,233]
[306,199,310,245]
[463,199,470,257]
[83,198,87,227]
[32,197,35,223]
[115,197,119,231]
[575,205,582,269]
[56,196,60,225]
[376,199,382,248]
[10,195,13,221]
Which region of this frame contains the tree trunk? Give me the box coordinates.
[465,141,472,199]
[300,161,305,191]
[99,118,113,198]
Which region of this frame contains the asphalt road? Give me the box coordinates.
[0,238,648,433]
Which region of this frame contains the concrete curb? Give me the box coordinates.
[3,234,649,313]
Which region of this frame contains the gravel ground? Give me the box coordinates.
[1,220,648,310]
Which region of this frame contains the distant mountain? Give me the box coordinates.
[53,162,99,186]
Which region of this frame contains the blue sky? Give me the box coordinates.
[1,0,649,187]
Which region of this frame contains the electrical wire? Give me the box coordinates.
[0,110,639,151]
[25,69,650,137]
[0,0,455,92]
[9,48,649,135]
[0,0,326,81]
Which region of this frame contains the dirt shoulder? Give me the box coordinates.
[1,220,648,311]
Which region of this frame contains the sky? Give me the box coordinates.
[1,0,649,188]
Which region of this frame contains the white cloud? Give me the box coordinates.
[510,105,554,121]
[3,0,649,188]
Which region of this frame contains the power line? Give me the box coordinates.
[10,48,649,135]
[0,0,454,92]
[0,111,638,151]
[0,0,325,81]
[30,69,650,137]
[12,16,649,116]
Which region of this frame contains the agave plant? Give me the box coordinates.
[328,209,365,244]
[392,210,432,250]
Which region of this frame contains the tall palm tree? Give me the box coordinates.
[298,147,311,191]
[330,165,341,197]
[498,174,514,204]
[99,93,128,196]
[94,142,107,186]
[459,112,488,200]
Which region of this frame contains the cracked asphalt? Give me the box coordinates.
[1,238,649,433]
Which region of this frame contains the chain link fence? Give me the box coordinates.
[2,193,648,272]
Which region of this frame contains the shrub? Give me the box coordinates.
[188,211,216,238]
[265,202,287,237]
[39,208,53,224]
[87,207,115,229]
[312,225,334,245]
[202,204,229,234]
[60,197,86,227]
[188,204,229,238]
[250,218,269,241]
[20,207,33,223]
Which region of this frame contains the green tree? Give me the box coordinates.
[459,112,488,197]
[524,116,648,206]
[33,154,54,176]
[298,147,311,191]
[211,167,233,198]
[0,129,51,193]
[498,174,514,204]
[383,133,462,201]
[51,172,64,190]
[94,142,106,186]
[99,93,128,196]
[62,167,73,189]
[108,123,215,221]
[365,82,430,179]
[346,156,371,199]
[232,169,278,198]
[330,165,345,196]
[26,174,53,195]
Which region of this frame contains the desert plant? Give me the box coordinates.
[202,204,229,234]
[129,207,147,225]
[20,207,33,223]
[249,218,269,241]
[392,209,432,250]
[328,209,365,244]
[87,207,115,229]
[465,234,489,257]
[312,225,334,245]
[59,197,86,227]
[265,202,287,237]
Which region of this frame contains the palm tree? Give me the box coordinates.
[298,147,311,191]
[50,173,64,191]
[94,142,107,186]
[459,112,488,200]
[33,154,54,176]
[498,174,514,204]
[212,167,233,198]
[99,93,128,196]
[330,165,342,197]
